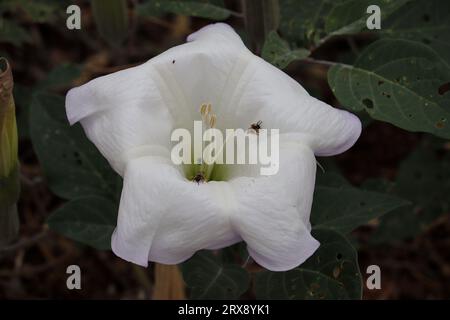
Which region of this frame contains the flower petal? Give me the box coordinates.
[65,62,176,175]
[229,142,320,271]
[228,56,362,156]
[111,156,240,266]
[65,23,253,174]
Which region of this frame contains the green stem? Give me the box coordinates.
[243,0,280,54]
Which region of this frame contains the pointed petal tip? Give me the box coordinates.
[186,23,244,48]
[111,228,150,267]
[65,87,80,126]
[65,85,95,126]
[340,110,363,151]
[249,236,320,272]
[315,110,362,157]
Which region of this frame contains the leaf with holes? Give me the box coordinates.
[48,196,117,250]
[328,39,450,138]
[312,178,409,233]
[137,0,230,20]
[325,0,409,37]
[381,0,450,66]
[255,228,362,299]
[261,31,310,69]
[182,251,250,299]
[279,0,408,47]
[30,92,121,200]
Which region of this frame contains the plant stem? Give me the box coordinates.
[242,0,280,54]
[153,263,186,300]
[301,57,350,68]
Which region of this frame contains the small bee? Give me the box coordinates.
[192,171,205,184]
[249,120,263,135]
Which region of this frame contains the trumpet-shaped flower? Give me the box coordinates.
[65,23,361,271]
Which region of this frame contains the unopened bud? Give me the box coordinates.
[0,57,20,246]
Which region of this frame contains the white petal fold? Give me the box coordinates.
[229,142,319,271]
[112,141,320,271]
[112,156,240,266]
[228,56,362,156]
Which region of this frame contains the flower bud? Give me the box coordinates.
[0,57,20,246]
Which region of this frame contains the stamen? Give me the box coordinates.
[209,114,216,128]
[200,103,208,116]
[196,103,220,183]
[199,103,217,129]
[316,160,325,173]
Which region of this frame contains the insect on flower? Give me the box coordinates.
[249,120,263,135]
[192,171,205,184]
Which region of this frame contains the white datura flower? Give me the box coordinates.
[65,23,361,271]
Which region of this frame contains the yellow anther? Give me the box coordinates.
[209,114,216,128]
[200,103,208,115]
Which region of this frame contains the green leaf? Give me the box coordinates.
[30,92,121,200]
[0,19,31,46]
[91,0,129,47]
[16,0,62,23]
[14,84,33,139]
[315,171,350,188]
[279,0,407,47]
[137,0,230,20]
[48,196,117,250]
[381,0,450,64]
[325,0,409,37]
[312,174,409,233]
[16,64,81,139]
[0,203,19,247]
[182,251,250,299]
[261,31,310,69]
[328,39,450,138]
[36,64,81,91]
[370,139,450,243]
[255,228,362,299]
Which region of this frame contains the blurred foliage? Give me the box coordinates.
[91,0,129,47]
[30,92,120,201]
[16,64,81,138]
[0,0,67,46]
[278,0,408,48]
[182,251,250,299]
[262,31,310,69]
[137,0,231,20]
[367,138,450,243]
[47,196,117,250]
[311,173,409,234]
[256,228,361,299]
